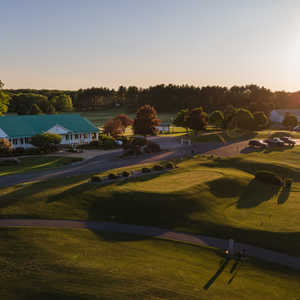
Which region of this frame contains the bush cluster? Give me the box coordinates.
[153,164,164,171]
[108,173,118,180]
[122,171,130,177]
[91,175,102,182]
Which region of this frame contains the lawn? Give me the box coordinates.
[79,108,175,127]
[1,147,300,256]
[0,156,82,177]
[0,227,299,299]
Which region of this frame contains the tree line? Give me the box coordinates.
[2,81,300,115]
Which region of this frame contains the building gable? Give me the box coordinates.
[0,128,8,138]
[47,124,70,135]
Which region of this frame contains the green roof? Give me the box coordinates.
[0,114,98,138]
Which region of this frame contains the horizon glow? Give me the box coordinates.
[1,0,300,92]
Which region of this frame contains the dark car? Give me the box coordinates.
[248,140,267,148]
[263,137,285,147]
[280,136,296,146]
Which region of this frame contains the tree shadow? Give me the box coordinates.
[227,260,242,285]
[237,179,280,209]
[206,177,246,198]
[203,257,230,290]
[278,184,291,205]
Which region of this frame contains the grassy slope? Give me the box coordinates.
[1,148,300,255]
[0,156,82,177]
[0,228,299,300]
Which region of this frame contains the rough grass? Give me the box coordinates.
[0,156,82,177]
[0,228,299,300]
[1,148,300,256]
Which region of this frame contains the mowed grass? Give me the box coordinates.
[1,147,300,255]
[0,228,299,300]
[80,108,175,127]
[0,156,82,177]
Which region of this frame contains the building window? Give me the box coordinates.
[24,137,30,144]
[92,133,97,139]
[66,135,69,140]
[13,139,18,145]
[75,134,79,139]
[83,133,88,139]
[20,138,24,144]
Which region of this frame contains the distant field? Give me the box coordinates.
[0,228,299,299]
[2,147,300,256]
[79,108,175,127]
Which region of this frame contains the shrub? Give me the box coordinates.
[130,137,148,146]
[142,167,151,173]
[165,162,175,169]
[122,171,130,177]
[108,173,118,180]
[144,141,161,153]
[285,177,293,188]
[91,175,102,182]
[14,147,25,154]
[31,133,61,151]
[24,148,41,155]
[255,171,283,186]
[103,138,117,150]
[153,164,164,171]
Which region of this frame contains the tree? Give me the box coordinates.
[51,94,73,112]
[282,112,298,130]
[31,133,62,151]
[209,110,224,128]
[173,109,189,131]
[0,138,12,154]
[253,111,269,130]
[104,118,123,136]
[186,107,207,134]
[30,104,42,114]
[113,114,133,133]
[133,105,160,136]
[234,108,255,130]
[0,80,9,115]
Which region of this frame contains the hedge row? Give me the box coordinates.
[90,161,176,183]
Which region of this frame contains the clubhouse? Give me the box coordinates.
[0,114,99,149]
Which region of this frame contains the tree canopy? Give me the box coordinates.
[133,105,160,136]
[0,80,10,115]
[282,113,298,130]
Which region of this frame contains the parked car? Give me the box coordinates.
[280,136,296,146]
[248,140,267,148]
[263,137,285,147]
[293,126,300,132]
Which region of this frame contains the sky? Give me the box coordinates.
[1,0,300,91]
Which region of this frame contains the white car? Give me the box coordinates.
[293,126,300,132]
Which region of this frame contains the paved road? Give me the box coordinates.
[3,136,295,188]
[0,136,228,188]
[1,218,299,271]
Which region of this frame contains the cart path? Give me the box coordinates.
[1,218,299,271]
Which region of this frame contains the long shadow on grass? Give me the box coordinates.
[207,177,246,198]
[278,184,291,205]
[237,179,280,209]
[203,257,230,290]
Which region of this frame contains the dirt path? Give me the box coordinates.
[1,218,299,271]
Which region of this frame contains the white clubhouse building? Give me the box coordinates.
[0,114,99,149]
